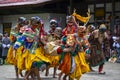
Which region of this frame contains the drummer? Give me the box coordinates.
[43,19,63,78]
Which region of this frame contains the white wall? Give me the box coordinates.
[2,13,50,32]
[0,13,66,33]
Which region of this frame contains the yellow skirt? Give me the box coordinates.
[6,46,24,66]
[17,46,26,72]
[6,46,14,64]
[24,47,51,71]
[6,46,25,74]
[70,51,90,79]
[78,51,90,73]
[44,54,60,67]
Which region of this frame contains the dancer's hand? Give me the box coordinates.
[85,54,90,60]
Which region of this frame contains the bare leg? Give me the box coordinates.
[24,70,31,80]
[53,66,57,78]
[19,70,24,77]
[14,66,19,79]
[31,72,35,80]
[58,72,63,80]
[45,67,49,76]
[33,68,41,80]
[63,74,68,80]
[25,68,36,80]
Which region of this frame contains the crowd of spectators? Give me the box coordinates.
[107,24,120,63]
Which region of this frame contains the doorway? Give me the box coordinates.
[2,23,12,36]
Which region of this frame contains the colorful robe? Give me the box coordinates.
[88,30,106,67]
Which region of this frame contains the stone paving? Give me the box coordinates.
[0,62,120,80]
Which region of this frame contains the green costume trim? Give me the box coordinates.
[10,31,19,37]
[85,49,90,54]
[59,44,78,63]
[28,28,39,54]
[22,32,35,39]
[36,61,45,68]
[71,44,79,56]
[59,45,65,63]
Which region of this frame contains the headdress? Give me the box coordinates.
[62,16,76,35]
[50,19,58,27]
[66,16,73,23]
[87,25,95,33]
[30,16,41,25]
[99,24,107,32]
[54,27,62,38]
[50,19,58,24]
[17,17,27,26]
[78,26,86,33]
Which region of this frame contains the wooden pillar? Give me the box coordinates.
[110,0,115,32]
[68,0,73,15]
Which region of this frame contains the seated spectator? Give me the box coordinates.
[108,50,117,63]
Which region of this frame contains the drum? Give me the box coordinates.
[44,42,60,56]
